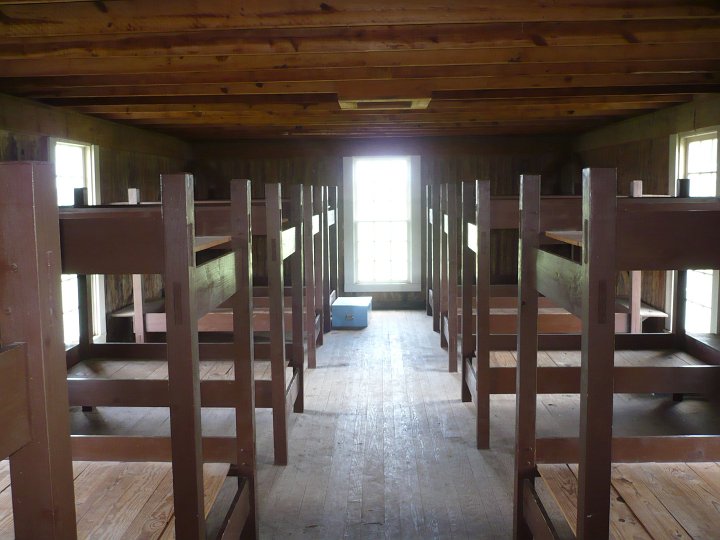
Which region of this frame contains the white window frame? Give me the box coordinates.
[50,139,106,341]
[668,127,720,333]
[343,155,422,293]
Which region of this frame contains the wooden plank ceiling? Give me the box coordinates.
[0,1,719,139]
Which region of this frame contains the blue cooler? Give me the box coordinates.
[332,296,372,329]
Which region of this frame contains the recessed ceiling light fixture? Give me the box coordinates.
[338,98,431,111]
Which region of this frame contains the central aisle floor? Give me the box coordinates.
[254,310,720,539]
[256,310,512,538]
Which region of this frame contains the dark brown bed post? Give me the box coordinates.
[73,188,93,360]
[513,174,540,540]
[447,181,459,372]
[327,185,339,332]
[301,185,317,369]
[128,187,146,344]
[321,186,332,333]
[0,162,77,539]
[675,178,691,342]
[475,181,491,449]
[426,184,433,316]
[162,173,206,539]
[290,185,305,413]
[440,183,449,348]
[431,183,441,332]
[231,179,258,539]
[313,185,324,347]
[461,182,474,404]
[267,183,289,465]
[629,180,643,334]
[576,168,617,539]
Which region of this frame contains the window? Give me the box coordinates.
[343,155,421,292]
[53,141,104,345]
[675,129,719,333]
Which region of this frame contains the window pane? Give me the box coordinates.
[687,138,717,174]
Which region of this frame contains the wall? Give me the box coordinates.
[571,95,720,310]
[191,136,573,308]
[0,94,191,321]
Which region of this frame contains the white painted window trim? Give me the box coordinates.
[668,127,720,333]
[50,138,107,340]
[343,155,422,293]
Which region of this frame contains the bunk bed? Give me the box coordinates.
[442,182,668,375]
[513,169,720,539]
[116,185,324,370]
[59,172,258,537]
[460,179,670,449]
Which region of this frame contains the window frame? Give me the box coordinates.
[342,155,422,293]
[668,127,720,333]
[50,138,106,342]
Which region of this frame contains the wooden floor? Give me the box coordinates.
[539,462,720,539]
[8,310,719,538]
[0,461,229,539]
[255,311,720,538]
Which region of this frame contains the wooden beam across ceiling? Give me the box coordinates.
[0,0,718,139]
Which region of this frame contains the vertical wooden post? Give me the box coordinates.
[128,188,146,344]
[440,184,449,347]
[629,181,643,334]
[447,182,459,372]
[162,173,205,539]
[426,184,433,316]
[230,180,258,539]
[302,185,317,369]
[328,186,339,331]
[576,168,616,539]
[674,178,690,399]
[513,174,540,540]
[475,181,491,449]
[267,183,289,465]
[461,182,474,404]
[313,186,324,347]
[73,188,93,360]
[0,162,77,539]
[321,186,333,333]
[431,184,441,332]
[675,178,691,341]
[290,185,305,413]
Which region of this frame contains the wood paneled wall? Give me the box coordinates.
[191,136,572,307]
[0,94,189,320]
[572,95,720,311]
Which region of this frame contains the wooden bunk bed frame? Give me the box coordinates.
[460,179,669,449]
[442,182,668,375]
[0,161,77,538]
[513,169,720,539]
[59,173,258,537]
[65,181,299,468]
[119,184,324,370]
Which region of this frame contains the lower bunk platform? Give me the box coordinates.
[538,462,720,539]
[0,460,246,539]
